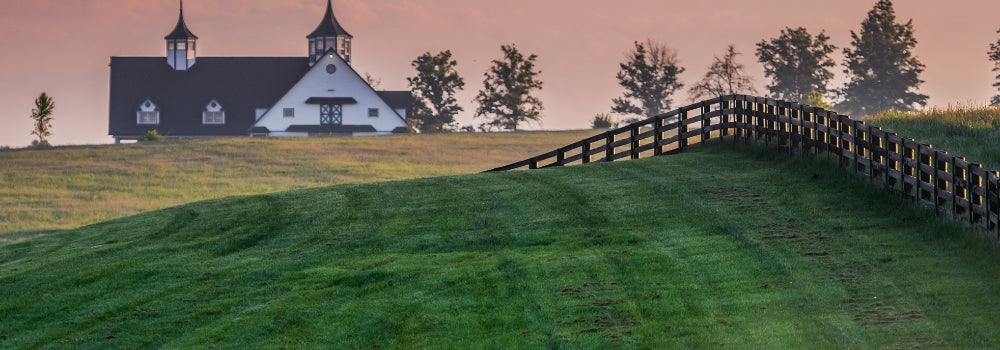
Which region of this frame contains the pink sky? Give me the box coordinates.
[1,0,998,147]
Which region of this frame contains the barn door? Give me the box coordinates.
[320,104,343,125]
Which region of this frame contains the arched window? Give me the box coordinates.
[137,99,159,125]
[203,99,225,125]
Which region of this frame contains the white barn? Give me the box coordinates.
[108,0,411,142]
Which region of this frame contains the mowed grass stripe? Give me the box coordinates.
[1,142,999,348]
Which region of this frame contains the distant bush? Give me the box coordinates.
[30,140,52,149]
[0,146,11,151]
[591,113,618,129]
[138,130,163,142]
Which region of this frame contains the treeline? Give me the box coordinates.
[405,0,1000,133]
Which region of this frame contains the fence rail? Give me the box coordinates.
[487,94,1000,241]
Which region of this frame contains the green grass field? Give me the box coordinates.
[2,142,999,349]
[0,131,596,241]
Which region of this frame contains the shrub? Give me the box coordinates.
[138,130,163,142]
[30,140,52,149]
[591,113,618,129]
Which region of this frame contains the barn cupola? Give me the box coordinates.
[165,0,198,71]
[307,0,353,66]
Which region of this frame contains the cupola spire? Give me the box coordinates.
[307,0,353,66]
[165,0,198,70]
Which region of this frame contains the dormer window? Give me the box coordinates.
[203,99,225,124]
[137,99,159,125]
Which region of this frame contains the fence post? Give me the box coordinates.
[701,101,710,143]
[918,144,932,205]
[721,100,730,138]
[764,100,773,145]
[968,161,977,225]
[834,115,844,168]
[993,171,1000,240]
[605,130,614,162]
[757,100,766,143]
[814,109,825,157]
[774,101,791,154]
[557,147,566,166]
[791,104,801,154]
[630,124,639,160]
[932,150,944,214]
[679,108,688,152]
[740,98,749,143]
[653,115,663,156]
[903,140,915,199]
[582,142,591,164]
[529,158,538,170]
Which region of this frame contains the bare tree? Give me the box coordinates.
[689,45,758,101]
[363,72,382,89]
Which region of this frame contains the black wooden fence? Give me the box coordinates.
[487,94,1000,241]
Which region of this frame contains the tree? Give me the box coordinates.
[837,0,927,115]
[688,45,758,101]
[756,27,837,103]
[363,72,382,89]
[611,40,685,122]
[989,29,1000,106]
[802,91,833,110]
[474,44,544,131]
[591,113,617,129]
[29,92,55,147]
[407,50,466,132]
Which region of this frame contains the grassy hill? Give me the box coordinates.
[867,105,1000,169]
[2,142,999,349]
[0,131,596,241]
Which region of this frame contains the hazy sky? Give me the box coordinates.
[1,0,999,147]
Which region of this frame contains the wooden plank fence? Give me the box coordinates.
[487,94,1000,241]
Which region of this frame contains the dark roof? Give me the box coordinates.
[307,0,353,39]
[164,1,198,40]
[376,91,414,115]
[109,57,310,137]
[305,97,357,105]
[285,125,376,133]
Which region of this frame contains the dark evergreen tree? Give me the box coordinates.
[689,45,757,101]
[407,50,465,133]
[611,40,685,122]
[756,27,837,103]
[837,0,927,115]
[989,29,1000,106]
[474,44,544,131]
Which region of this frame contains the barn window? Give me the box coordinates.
[137,99,159,125]
[283,108,295,118]
[368,108,379,118]
[203,99,225,125]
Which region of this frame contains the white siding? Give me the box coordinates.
[253,53,406,134]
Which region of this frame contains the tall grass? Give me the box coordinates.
[0,131,596,241]
[867,105,1000,169]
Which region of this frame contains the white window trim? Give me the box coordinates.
[137,99,159,125]
[202,99,226,125]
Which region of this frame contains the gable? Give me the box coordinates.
[253,51,410,134]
